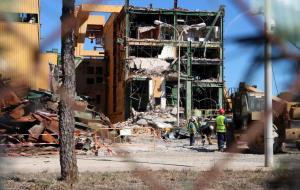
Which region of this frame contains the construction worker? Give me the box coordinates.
[216,108,227,151]
[200,124,214,145]
[197,117,213,145]
[188,116,197,146]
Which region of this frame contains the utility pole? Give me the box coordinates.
[264,0,273,167]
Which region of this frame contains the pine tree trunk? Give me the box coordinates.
[59,0,78,183]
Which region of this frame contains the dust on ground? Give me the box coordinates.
[1,138,300,174]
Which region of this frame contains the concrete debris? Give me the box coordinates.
[158,45,176,59]
[150,121,172,129]
[28,123,45,140]
[137,26,160,39]
[136,119,148,125]
[171,107,177,115]
[0,77,111,153]
[138,26,156,33]
[137,26,161,40]
[113,107,180,140]
[128,58,170,74]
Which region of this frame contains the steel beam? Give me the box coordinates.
[127,39,221,48]
[220,9,224,109]
[204,6,224,43]
[128,9,217,16]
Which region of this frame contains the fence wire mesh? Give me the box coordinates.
[0,0,300,189]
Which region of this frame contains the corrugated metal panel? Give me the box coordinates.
[0,22,39,88]
[0,0,39,14]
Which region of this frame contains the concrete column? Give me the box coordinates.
[161,77,167,110]
[149,79,154,109]
[185,41,192,119]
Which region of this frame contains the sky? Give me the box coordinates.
[40,0,296,95]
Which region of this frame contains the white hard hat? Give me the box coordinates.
[191,116,197,121]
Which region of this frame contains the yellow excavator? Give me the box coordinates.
[227,82,300,153]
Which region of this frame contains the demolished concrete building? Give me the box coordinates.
[74,5,122,115]
[104,3,225,123]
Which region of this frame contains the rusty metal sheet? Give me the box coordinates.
[0,88,21,107]
[32,113,43,122]
[41,130,58,144]
[14,115,36,122]
[36,111,57,118]
[28,123,45,139]
[10,104,25,119]
[45,120,59,134]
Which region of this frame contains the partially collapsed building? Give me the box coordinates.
[103,3,225,122]
[0,0,226,124]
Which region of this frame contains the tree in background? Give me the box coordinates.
[59,0,78,184]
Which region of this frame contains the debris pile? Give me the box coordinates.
[113,107,184,139]
[128,57,170,77]
[0,77,111,153]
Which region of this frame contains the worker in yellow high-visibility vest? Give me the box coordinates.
[216,108,227,152]
[188,116,197,146]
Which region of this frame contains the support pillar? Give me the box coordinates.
[149,79,153,110]
[186,41,192,119]
[124,0,130,118]
[161,77,167,110]
[125,0,129,80]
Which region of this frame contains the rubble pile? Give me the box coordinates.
[112,107,186,140]
[113,107,177,129]
[0,78,111,153]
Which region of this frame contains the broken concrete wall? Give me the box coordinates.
[109,6,225,120]
[75,58,107,114]
[151,76,166,110]
[103,13,125,123]
[128,58,170,75]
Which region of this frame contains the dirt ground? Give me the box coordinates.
[1,139,300,173]
[1,169,299,190]
[0,138,299,189]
